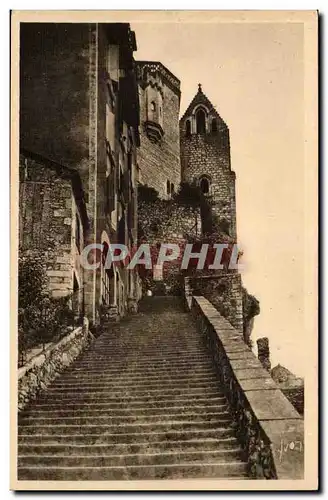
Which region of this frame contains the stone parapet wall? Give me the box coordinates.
[18,321,90,411]
[190,295,304,479]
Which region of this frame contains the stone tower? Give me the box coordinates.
[136,61,181,199]
[180,84,237,240]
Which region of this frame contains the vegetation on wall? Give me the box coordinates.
[137,181,260,336]
[137,184,160,204]
[18,253,78,365]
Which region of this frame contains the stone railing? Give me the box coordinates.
[18,319,90,411]
[189,295,304,480]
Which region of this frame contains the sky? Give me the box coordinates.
[131,20,306,376]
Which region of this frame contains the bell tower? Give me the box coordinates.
[180,84,237,240]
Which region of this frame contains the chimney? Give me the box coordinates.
[257,337,271,371]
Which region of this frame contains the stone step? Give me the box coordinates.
[73,351,210,361]
[18,448,243,468]
[35,387,224,402]
[93,341,205,348]
[29,396,227,411]
[72,357,212,369]
[18,427,236,445]
[56,370,218,385]
[80,348,209,357]
[45,379,221,393]
[83,340,206,347]
[18,437,239,456]
[17,461,248,480]
[22,403,228,418]
[18,419,233,436]
[92,342,205,350]
[62,364,215,377]
[19,410,231,426]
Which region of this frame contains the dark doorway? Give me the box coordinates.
[200,177,210,194]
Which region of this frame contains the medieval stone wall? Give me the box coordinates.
[138,199,201,292]
[19,153,85,299]
[20,23,92,190]
[180,133,237,239]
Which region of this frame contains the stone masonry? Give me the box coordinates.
[138,199,202,291]
[19,151,87,300]
[136,61,181,198]
[20,23,140,322]
[180,85,237,240]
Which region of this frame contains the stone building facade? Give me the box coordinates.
[19,150,87,314]
[20,22,140,323]
[136,61,181,199]
[180,85,237,240]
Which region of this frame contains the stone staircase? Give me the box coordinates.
[18,297,248,481]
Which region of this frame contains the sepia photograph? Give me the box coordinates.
[10,10,318,490]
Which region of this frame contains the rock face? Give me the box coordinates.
[18,297,248,481]
[257,337,271,372]
[271,364,304,416]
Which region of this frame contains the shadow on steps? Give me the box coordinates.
[138,296,184,314]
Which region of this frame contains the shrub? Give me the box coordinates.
[173,181,209,208]
[138,184,160,204]
[18,254,77,363]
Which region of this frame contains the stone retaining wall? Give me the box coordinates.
[18,321,90,411]
[190,295,304,479]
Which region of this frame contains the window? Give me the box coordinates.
[212,118,217,133]
[75,214,81,252]
[196,109,206,134]
[186,120,191,137]
[200,176,210,194]
[72,274,80,316]
[171,183,174,194]
[150,101,156,112]
[118,214,126,246]
[166,180,171,195]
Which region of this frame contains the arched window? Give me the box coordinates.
[166,180,171,195]
[212,118,217,134]
[199,176,210,194]
[186,119,191,137]
[150,101,156,112]
[196,109,206,134]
